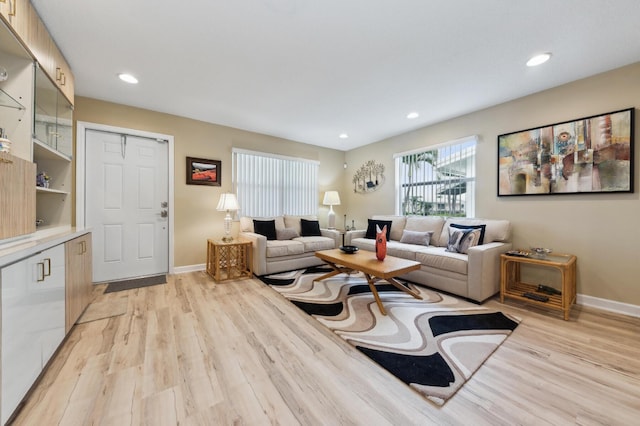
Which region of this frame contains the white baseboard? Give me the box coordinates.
[173,264,205,274]
[577,293,640,318]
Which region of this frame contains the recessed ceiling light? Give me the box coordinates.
[339,133,349,139]
[407,112,419,119]
[118,73,139,84]
[526,53,551,67]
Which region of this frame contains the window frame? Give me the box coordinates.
[394,135,478,218]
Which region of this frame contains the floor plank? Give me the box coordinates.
[11,272,640,425]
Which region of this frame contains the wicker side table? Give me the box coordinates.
[500,252,577,320]
[206,239,253,282]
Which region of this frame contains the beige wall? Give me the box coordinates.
[344,62,640,305]
[75,62,639,305]
[73,97,346,267]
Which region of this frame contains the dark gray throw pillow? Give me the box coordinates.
[365,219,392,240]
[253,219,277,240]
[300,218,322,236]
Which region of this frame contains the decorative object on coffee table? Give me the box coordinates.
[375,224,387,261]
[339,245,359,254]
[322,190,341,229]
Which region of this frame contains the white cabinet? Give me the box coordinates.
[1,243,65,425]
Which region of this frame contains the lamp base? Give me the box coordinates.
[327,209,336,229]
[221,236,234,243]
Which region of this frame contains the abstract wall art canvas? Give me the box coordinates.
[498,108,634,196]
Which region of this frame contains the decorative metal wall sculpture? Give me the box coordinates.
[353,160,385,193]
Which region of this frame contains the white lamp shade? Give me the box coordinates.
[323,191,341,206]
[216,193,239,211]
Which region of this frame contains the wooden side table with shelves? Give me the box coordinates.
[206,239,253,282]
[500,252,577,320]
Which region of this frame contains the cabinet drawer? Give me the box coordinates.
[1,243,65,424]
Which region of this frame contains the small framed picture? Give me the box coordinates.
[186,157,221,186]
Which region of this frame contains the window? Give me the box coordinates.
[394,136,477,217]
[233,148,319,217]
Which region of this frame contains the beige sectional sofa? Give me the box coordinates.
[345,215,512,302]
[239,215,341,276]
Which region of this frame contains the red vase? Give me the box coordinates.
[375,225,387,261]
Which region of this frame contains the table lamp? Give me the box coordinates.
[323,191,341,229]
[216,193,239,242]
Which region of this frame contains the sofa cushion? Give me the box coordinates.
[404,216,445,237]
[450,223,486,245]
[293,236,335,252]
[365,219,392,240]
[253,219,277,240]
[399,230,433,246]
[276,227,300,240]
[266,240,305,257]
[445,227,482,254]
[240,216,285,232]
[371,215,407,241]
[284,215,318,235]
[300,218,322,236]
[415,246,469,275]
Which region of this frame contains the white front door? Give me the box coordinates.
[85,129,169,282]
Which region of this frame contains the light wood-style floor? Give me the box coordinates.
[12,272,640,425]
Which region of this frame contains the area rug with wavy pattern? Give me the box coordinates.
[259,266,519,405]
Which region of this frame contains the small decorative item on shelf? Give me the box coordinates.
[530,247,552,258]
[36,172,51,188]
[375,225,387,261]
[0,128,11,153]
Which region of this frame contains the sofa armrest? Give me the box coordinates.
[320,228,341,248]
[466,241,512,302]
[344,230,366,245]
[239,231,268,276]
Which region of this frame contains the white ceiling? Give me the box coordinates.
[31,0,640,151]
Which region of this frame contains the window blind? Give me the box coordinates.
[233,149,319,217]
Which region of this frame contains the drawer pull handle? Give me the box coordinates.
[1,157,13,164]
[44,258,51,276]
[37,262,45,282]
[9,0,16,16]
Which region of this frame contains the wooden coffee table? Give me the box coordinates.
[314,249,422,315]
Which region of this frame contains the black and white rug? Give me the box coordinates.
[259,266,519,405]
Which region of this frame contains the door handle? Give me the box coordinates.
[160,210,168,218]
[161,201,168,208]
